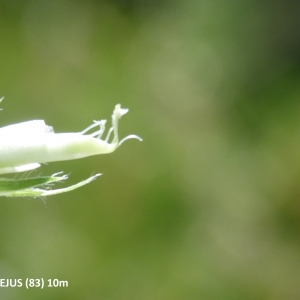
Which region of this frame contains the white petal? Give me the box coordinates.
[0,105,142,174]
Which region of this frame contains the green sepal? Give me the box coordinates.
[0,173,101,197]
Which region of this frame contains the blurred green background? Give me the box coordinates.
[1,0,300,299]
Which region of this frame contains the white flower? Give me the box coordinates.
[0,102,142,197]
[0,104,142,175]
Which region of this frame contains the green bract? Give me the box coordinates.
[0,101,142,197]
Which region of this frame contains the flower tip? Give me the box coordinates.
[52,171,69,181]
[114,104,128,119]
[119,134,143,146]
[91,173,102,181]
